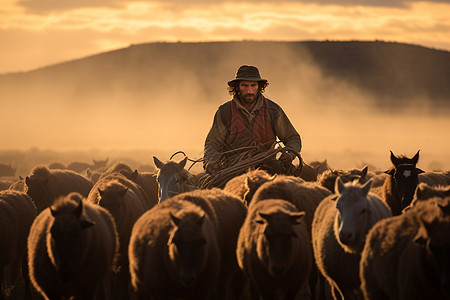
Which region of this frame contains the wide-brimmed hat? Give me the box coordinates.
[227,65,268,86]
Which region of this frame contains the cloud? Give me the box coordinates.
[15,0,450,14]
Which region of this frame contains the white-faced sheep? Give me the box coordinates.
[236,199,312,300]
[360,197,450,300]
[25,164,94,213]
[27,192,119,300]
[128,198,221,300]
[312,177,391,300]
[0,190,36,299]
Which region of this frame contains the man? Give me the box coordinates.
[203,65,301,175]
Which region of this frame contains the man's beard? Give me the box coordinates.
[239,92,258,104]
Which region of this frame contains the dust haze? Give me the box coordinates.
[1,43,449,174]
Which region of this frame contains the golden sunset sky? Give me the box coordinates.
[1,0,450,74]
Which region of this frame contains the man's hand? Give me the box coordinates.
[279,152,295,168]
[205,160,220,175]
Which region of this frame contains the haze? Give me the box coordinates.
[1,43,449,173]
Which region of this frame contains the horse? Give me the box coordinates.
[153,156,206,203]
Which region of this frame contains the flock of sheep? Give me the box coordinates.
[0,150,449,300]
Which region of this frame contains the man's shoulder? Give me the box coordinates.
[218,100,232,111]
[263,97,282,112]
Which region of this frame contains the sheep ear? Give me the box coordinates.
[416,168,425,174]
[25,176,31,186]
[86,168,92,177]
[390,150,400,166]
[255,212,270,224]
[153,156,165,169]
[50,206,57,217]
[412,150,420,165]
[413,222,428,246]
[170,213,181,226]
[361,179,373,197]
[179,157,188,169]
[80,220,95,229]
[384,168,395,176]
[119,187,128,198]
[73,200,83,218]
[335,177,345,195]
[291,211,306,224]
[360,165,368,177]
[437,200,450,216]
[98,188,105,197]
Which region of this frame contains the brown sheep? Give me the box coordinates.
[87,172,153,300]
[251,175,331,235]
[169,188,247,300]
[223,168,275,206]
[8,176,26,192]
[312,178,391,300]
[236,199,312,300]
[128,198,221,300]
[250,175,331,299]
[419,170,450,186]
[360,197,450,300]
[0,190,37,299]
[317,165,369,193]
[300,159,330,182]
[381,150,424,215]
[25,164,94,213]
[27,192,119,300]
[0,163,16,177]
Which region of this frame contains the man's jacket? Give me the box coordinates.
[204,94,301,166]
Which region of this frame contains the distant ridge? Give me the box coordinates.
[1,40,449,110]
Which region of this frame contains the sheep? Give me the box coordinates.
[27,192,119,300]
[24,164,94,213]
[236,199,312,300]
[300,159,330,182]
[312,177,391,300]
[100,162,159,207]
[360,196,450,300]
[87,172,153,300]
[317,165,369,193]
[419,170,450,186]
[169,188,247,300]
[128,198,221,300]
[0,190,36,299]
[381,150,424,215]
[0,177,16,191]
[8,176,26,192]
[412,182,450,205]
[223,168,275,206]
[250,175,331,299]
[251,175,331,234]
[67,158,109,174]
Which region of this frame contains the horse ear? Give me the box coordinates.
[153,156,165,169]
[179,157,188,169]
[412,150,420,165]
[335,177,345,195]
[390,150,400,166]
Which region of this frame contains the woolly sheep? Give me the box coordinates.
[236,199,312,300]
[27,193,119,300]
[360,197,450,300]
[312,178,391,300]
[25,164,94,213]
[0,190,36,299]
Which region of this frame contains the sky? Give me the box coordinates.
[1,0,450,74]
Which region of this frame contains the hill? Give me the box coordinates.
[1,40,449,110]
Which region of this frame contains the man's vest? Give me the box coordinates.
[219,98,277,151]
